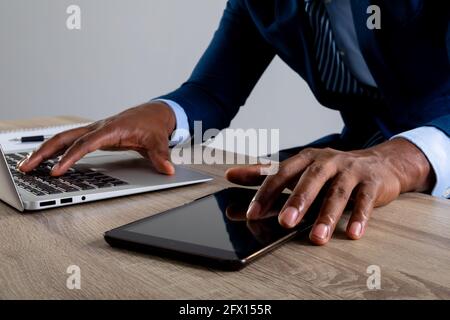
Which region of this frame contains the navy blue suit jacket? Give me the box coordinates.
[159,0,450,147]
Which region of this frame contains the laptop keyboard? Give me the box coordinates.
[5,152,129,197]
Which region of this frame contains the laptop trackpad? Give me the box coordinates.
[75,151,193,186]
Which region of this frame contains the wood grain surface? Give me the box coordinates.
[0,116,449,299]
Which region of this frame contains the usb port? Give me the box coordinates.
[60,198,73,204]
[40,200,56,207]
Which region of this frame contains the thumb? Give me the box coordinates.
[145,137,175,175]
[225,164,270,186]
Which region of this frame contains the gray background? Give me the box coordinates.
[0,0,343,151]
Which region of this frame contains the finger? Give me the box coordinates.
[309,174,358,245]
[247,153,313,220]
[144,136,175,175]
[225,164,271,186]
[18,127,91,172]
[51,128,113,176]
[346,183,378,240]
[278,161,337,229]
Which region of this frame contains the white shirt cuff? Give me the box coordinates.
[391,126,450,199]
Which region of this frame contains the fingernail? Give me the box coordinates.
[280,206,299,228]
[51,163,60,173]
[16,159,26,170]
[17,155,31,171]
[165,160,175,174]
[246,200,261,219]
[349,221,362,237]
[311,223,329,240]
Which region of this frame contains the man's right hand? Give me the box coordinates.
[17,101,177,176]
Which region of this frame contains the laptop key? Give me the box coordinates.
[17,152,30,157]
[31,180,61,194]
[112,181,127,186]
[8,154,23,161]
[43,179,75,192]
[96,183,113,188]
[17,182,48,196]
[31,190,46,196]
[7,152,129,196]
[69,181,95,190]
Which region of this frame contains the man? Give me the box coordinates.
[18,0,449,245]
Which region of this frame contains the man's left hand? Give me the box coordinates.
[225,138,434,245]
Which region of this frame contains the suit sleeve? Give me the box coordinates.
[156,0,276,136]
[425,113,450,137]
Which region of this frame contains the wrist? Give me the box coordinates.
[147,101,177,136]
[371,138,435,193]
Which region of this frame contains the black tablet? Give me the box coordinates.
[104,187,315,270]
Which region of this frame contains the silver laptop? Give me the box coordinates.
[0,146,212,212]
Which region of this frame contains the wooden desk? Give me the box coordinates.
[0,116,449,299]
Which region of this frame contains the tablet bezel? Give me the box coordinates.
[105,227,300,270]
[104,188,313,270]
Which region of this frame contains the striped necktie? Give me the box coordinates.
[304,0,380,99]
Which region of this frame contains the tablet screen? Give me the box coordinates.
[122,188,310,259]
